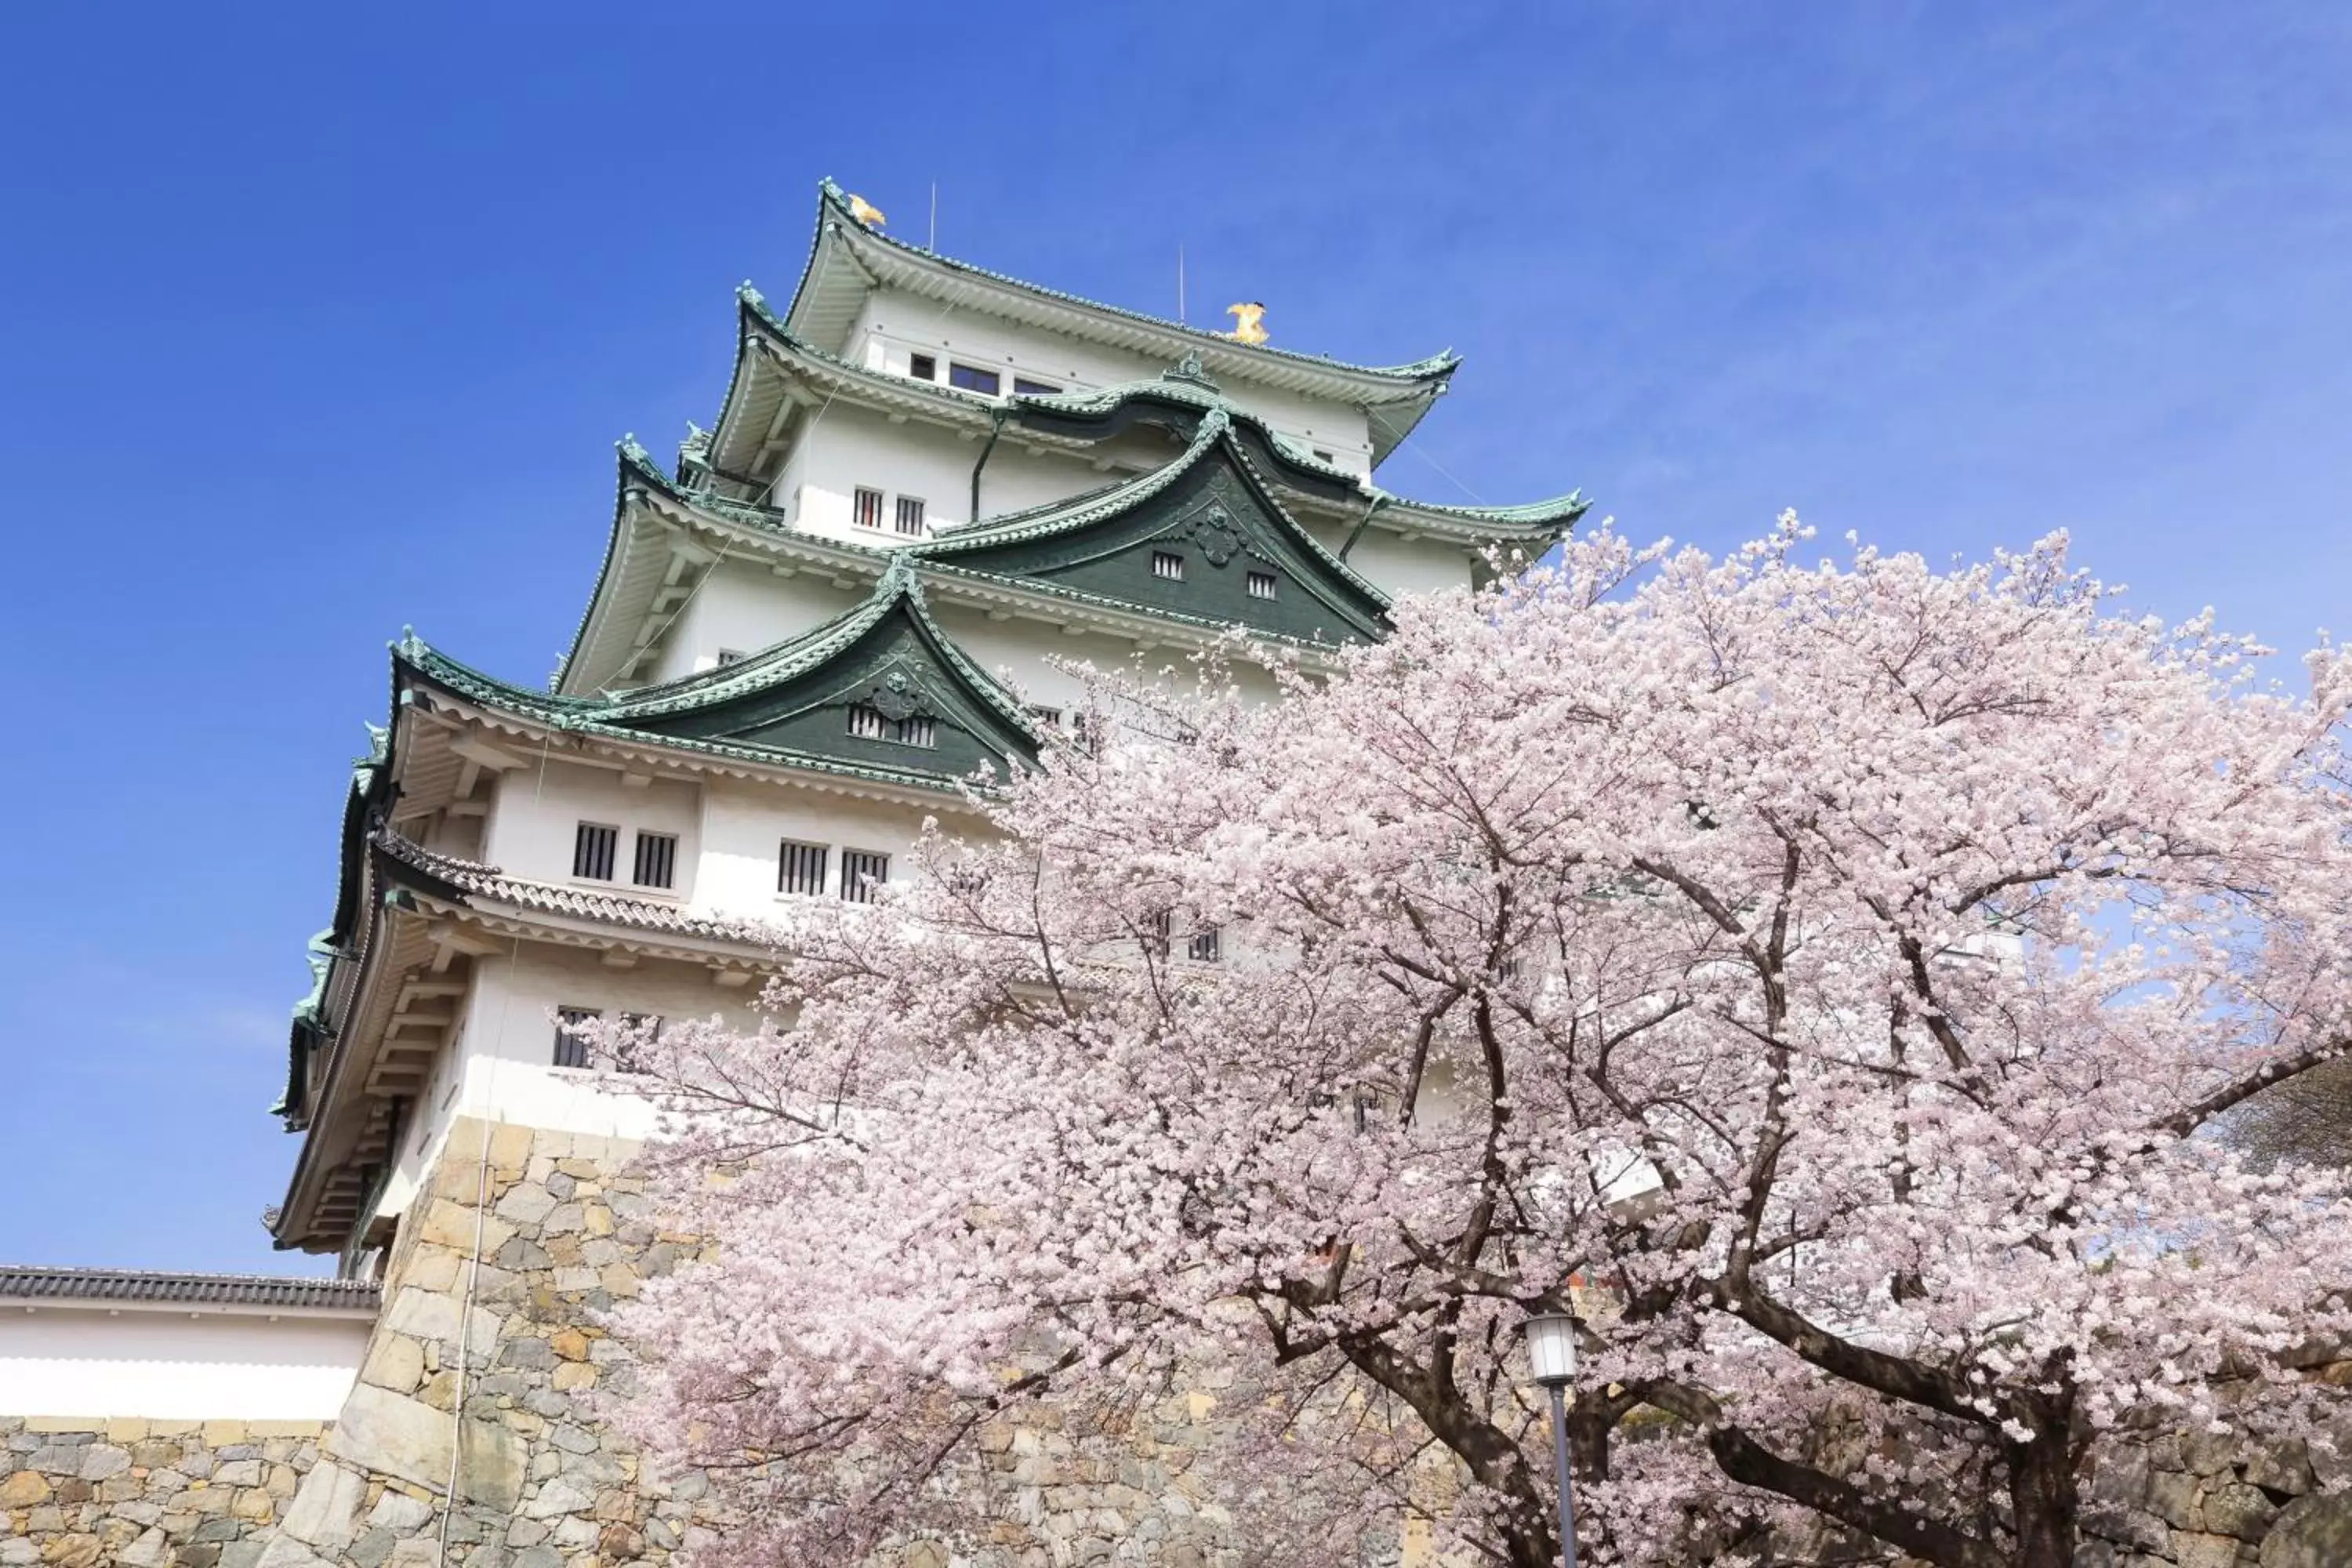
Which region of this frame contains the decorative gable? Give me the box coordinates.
[917,424,1389,645]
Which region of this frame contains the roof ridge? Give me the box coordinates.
[808,180,1460,385]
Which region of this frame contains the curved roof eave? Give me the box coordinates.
[781,180,1458,434]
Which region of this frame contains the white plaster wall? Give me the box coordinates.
[783,402,1116,546]
[481,759,701,895]
[1341,530,1482,600]
[645,561,868,684]
[695,777,938,920]
[0,1309,368,1421]
[849,288,1376,466]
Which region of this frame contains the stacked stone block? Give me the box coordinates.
[2,1417,322,1568]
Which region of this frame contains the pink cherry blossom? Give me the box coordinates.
[606,518,2352,1568]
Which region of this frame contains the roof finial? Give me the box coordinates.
[1222,301,1269,346]
[1164,348,1221,393]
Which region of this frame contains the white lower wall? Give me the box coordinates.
[0,1308,368,1421]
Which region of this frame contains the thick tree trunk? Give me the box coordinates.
[2008,1426,2078,1568]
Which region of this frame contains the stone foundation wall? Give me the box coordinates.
[262,1117,1241,1568]
[2,1417,324,1568]
[2074,1425,2352,1568]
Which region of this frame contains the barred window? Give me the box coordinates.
[632,830,677,890]
[853,487,884,528]
[1152,551,1185,581]
[778,840,829,897]
[1025,704,1062,731]
[847,704,935,747]
[572,822,617,881]
[554,1007,600,1069]
[840,850,890,904]
[1144,909,1173,959]
[1187,926,1222,964]
[895,495,926,535]
[1247,571,1278,601]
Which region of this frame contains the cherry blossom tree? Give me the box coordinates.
[610,519,2352,1568]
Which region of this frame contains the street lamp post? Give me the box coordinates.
[1523,1312,1581,1568]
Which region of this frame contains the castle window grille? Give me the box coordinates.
[554,1007,600,1069]
[895,495,926,535]
[1152,551,1185,582]
[854,487,884,528]
[778,840,829,897]
[1247,571,1278,601]
[848,703,935,747]
[1187,927,1222,964]
[572,822,617,881]
[632,831,677,890]
[840,850,891,904]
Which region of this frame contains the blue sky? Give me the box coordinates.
[1,4,2345,1275]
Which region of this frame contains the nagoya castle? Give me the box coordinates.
[0,182,1584,1568]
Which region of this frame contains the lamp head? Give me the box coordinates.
[1523,1312,1577,1388]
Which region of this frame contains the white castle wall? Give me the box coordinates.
[0,1308,368,1422]
[848,285,1378,468]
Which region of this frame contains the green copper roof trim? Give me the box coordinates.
[401,558,1040,792]
[800,180,1460,387]
[916,405,1391,610]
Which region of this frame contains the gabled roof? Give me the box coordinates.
[413,556,1043,793]
[911,404,1392,645]
[782,180,1458,463]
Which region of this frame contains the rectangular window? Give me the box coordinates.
[840,850,890,904]
[1312,448,1334,463]
[1013,377,1062,396]
[847,704,936,747]
[853,487,884,528]
[572,822,617,881]
[1025,704,1062,730]
[554,1007,599,1069]
[948,362,1000,395]
[632,830,677,890]
[778,840,829,897]
[717,648,747,666]
[1144,909,1173,959]
[1152,551,1185,582]
[615,1013,662,1075]
[908,353,937,381]
[1187,927,1222,964]
[1247,571,1278,601]
[895,495,926,535]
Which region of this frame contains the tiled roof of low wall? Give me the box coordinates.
[0,1265,381,1312]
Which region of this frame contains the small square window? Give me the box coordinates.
[572,822,617,881]
[779,840,829,896]
[895,495,926,535]
[632,830,677,890]
[909,353,937,381]
[841,850,890,903]
[853,487,884,528]
[1247,571,1278,601]
[554,1007,600,1069]
[949,362,1001,395]
[1152,551,1185,582]
[716,648,748,666]
[1013,377,1062,396]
